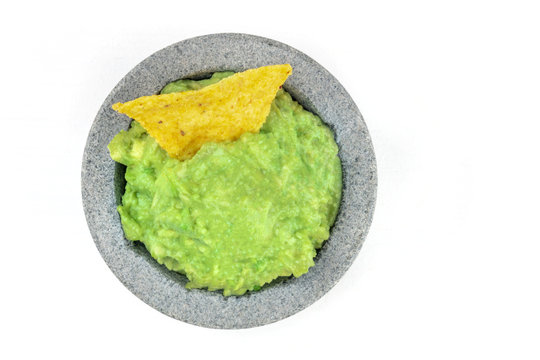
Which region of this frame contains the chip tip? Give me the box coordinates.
[281,64,293,76]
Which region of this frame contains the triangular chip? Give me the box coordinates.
[112,64,292,160]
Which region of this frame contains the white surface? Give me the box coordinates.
[1,1,539,359]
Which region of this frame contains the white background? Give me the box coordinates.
[2,1,539,359]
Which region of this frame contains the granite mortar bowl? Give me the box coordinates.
[82,33,377,329]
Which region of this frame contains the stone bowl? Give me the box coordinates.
[82,33,377,329]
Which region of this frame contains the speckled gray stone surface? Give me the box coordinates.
[82,33,377,329]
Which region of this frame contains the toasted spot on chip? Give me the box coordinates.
[112,64,292,160]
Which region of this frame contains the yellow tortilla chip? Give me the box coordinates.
[112,64,292,160]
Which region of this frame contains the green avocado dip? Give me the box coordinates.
[108,72,342,296]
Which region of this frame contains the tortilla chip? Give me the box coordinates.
[112,64,292,160]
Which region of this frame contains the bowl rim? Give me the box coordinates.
[82,33,377,329]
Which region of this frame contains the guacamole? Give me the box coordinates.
[109,72,342,295]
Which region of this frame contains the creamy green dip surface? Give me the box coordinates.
[109,73,342,295]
